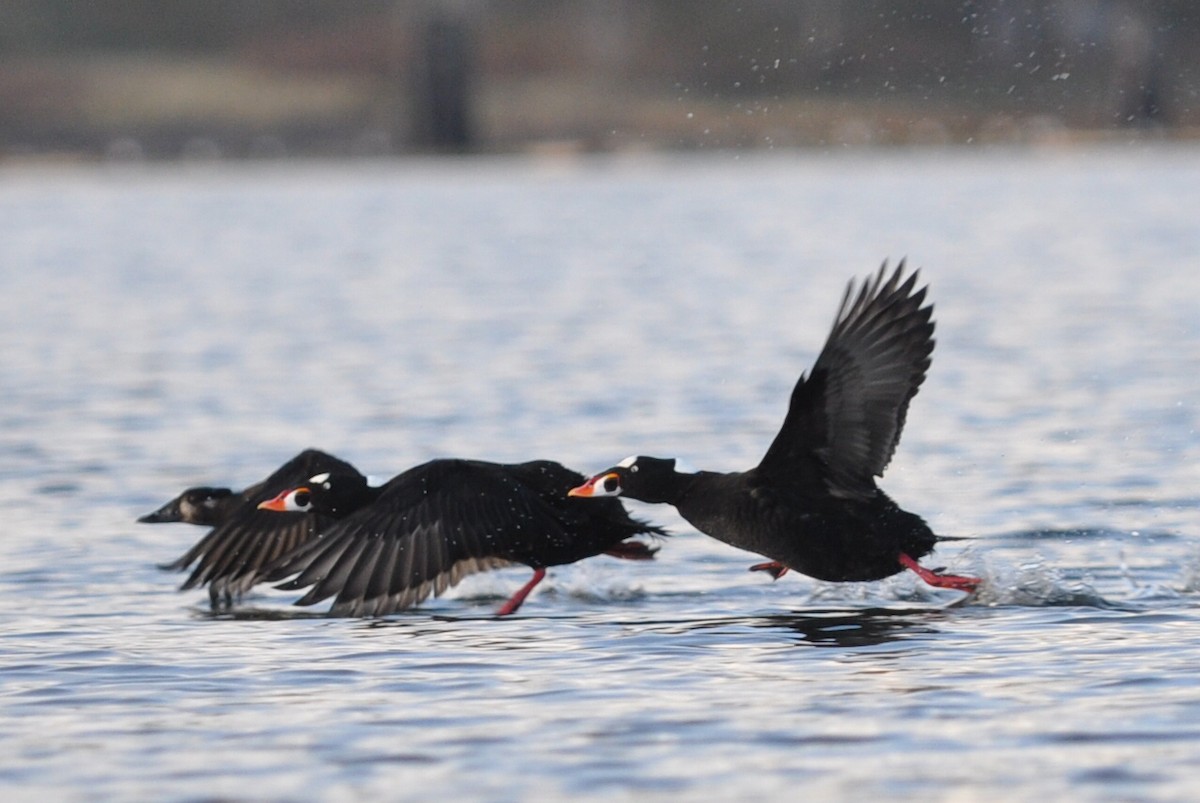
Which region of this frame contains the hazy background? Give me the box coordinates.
[1,0,1195,160]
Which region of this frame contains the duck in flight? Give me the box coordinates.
[568,261,981,593]
[140,448,361,608]
[256,459,666,616]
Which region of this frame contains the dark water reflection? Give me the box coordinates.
[226,605,942,649]
[611,607,945,648]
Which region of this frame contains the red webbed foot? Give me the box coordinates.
[898,553,981,592]
[748,561,790,581]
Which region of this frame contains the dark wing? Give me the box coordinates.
[261,459,608,617]
[177,510,325,600]
[164,449,362,599]
[757,260,934,499]
[504,459,669,541]
[251,448,363,497]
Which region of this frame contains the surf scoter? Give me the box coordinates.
[257,459,667,616]
[140,448,360,607]
[569,261,980,592]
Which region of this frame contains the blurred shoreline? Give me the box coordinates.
[2,2,1196,162]
[2,52,1192,165]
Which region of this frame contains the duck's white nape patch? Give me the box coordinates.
[673,458,697,475]
[617,456,639,469]
[309,472,331,484]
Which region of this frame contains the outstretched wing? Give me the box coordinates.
[757,261,934,499]
[176,509,323,598]
[168,449,361,598]
[265,460,589,616]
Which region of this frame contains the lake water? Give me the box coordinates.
[1,146,1198,801]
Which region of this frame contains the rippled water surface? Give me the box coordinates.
[2,147,1199,801]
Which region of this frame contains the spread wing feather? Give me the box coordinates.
[758,261,934,499]
[164,449,360,599]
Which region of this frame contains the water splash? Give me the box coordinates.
[969,554,1113,608]
[1175,547,1200,594]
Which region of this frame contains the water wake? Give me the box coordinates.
[966,555,1116,608]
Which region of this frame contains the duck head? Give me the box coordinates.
[568,456,682,504]
[138,487,233,524]
[258,471,371,517]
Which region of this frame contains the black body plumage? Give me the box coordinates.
[573,261,969,585]
[264,459,666,617]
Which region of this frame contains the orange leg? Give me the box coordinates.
[496,567,546,616]
[898,553,981,592]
